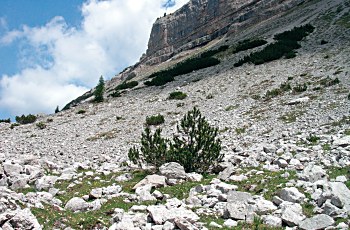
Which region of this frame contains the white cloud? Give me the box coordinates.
[0,0,188,117]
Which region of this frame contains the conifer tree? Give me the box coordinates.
[94,76,105,103]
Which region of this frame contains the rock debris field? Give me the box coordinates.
[0,0,350,229]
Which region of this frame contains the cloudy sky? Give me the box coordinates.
[0,0,188,120]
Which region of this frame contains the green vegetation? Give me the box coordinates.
[225,104,239,111]
[145,114,165,126]
[200,45,229,58]
[94,76,105,103]
[235,127,246,135]
[32,170,153,229]
[320,77,340,87]
[129,107,222,173]
[345,129,350,135]
[36,122,47,129]
[15,114,37,124]
[265,82,291,99]
[62,91,93,111]
[337,11,350,28]
[235,24,314,67]
[10,123,20,129]
[145,57,220,86]
[115,81,138,90]
[55,106,60,114]
[168,91,187,100]
[0,118,10,123]
[110,91,121,98]
[306,134,320,144]
[233,39,267,53]
[293,83,308,93]
[327,166,350,189]
[322,143,331,151]
[230,169,297,201]
[77,110,86,114]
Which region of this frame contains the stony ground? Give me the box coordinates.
[0,0,350,229]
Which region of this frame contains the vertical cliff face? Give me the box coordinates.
[142,0,305,65]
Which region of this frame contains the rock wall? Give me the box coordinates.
[142,0,305,65]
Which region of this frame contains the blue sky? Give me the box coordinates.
[0,0,188,120]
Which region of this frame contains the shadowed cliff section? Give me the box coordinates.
[142,0,306,66]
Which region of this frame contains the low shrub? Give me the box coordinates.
[0,118,10,123]
[145,56,220,86]
[10,123,20,129]
[168,91,187,100]
[320,77,340,87]
[307,134,320,144]
[77,110,86,114]
[146,114,165,126]
[62,91,93,110]
[110,91,122,98]
[36,122,46,129]
[234,24,314,66]
[129,107,223,173]
[115,81,138,90]
[200,45,229,58]
[293,83,308,93]
[233,39,267,53]
[265,88,282,98]
[15,114,37,124]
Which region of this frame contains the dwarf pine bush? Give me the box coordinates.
[128,107,222,173]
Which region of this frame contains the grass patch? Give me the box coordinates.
[168,91,187,100]
[158,174,216,200]
[235,127,246,135]
[306,134,320,145]
[280,111,304,123]
[322,143,331,151]
[225,104,239,111]
[145,114,165,126]
[327,166,350,189]
[229,169,297,201]
[319,77,340,87]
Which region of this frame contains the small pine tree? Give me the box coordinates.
[55,106,60,113]
[128,107,222,173]
[94,76,105,103]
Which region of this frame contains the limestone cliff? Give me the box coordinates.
[142,0,305,65]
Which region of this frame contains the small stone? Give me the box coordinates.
[262,215,282,227]
[335,176,347,183]
[65,197,90,212]
[209,221,222,228]
[223,219,237,227]
[187,172,203,182]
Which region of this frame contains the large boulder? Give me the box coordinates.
[225,191,253,220]
[133,174,166,189]
[299,214,334,230]
[280,202,305,226]
[6,208,42,230]
[65,197,90,212]
[329,182,350,212]
[3,162,23,177]
[159,162,187,180]
[35,175,58,191]
[279,187,306,203]
[298,164,327,182]
[147,205,199,225]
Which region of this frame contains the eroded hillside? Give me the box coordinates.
[0,0,349,229]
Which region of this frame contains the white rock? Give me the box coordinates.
[299,214,334,230]
[35,176,58,191]
[133,174,167,189]
[3,162,23,177]
[262,215,282,227]
[223,219,237,227]
[228,174,247,182]
[281,202,305,227]
[279,187,306,203]
[329,182,350,212]
[159,162,187,180]
[187,173,203,182]
[65,197,90,212]
[299,164,327,182]
[335,176,347,183]
[333,136,350,147]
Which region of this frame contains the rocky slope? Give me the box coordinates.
[0,0,350,229]
[143,0,305,66]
